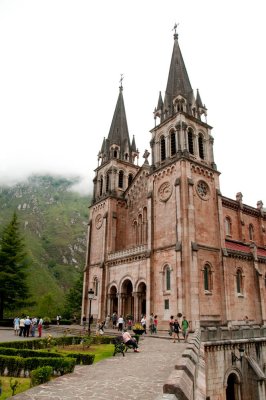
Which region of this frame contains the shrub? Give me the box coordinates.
[30,366,53,386]
[65,353,95,365]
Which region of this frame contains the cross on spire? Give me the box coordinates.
[119,74,124,90]
[172,22,179,39]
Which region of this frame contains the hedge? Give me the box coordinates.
[0,347,94,365]
[0,355,75,377]
[31,366,53,386]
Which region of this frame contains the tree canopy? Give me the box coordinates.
[0,213,30,319]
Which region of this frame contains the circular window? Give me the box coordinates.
[95,213,103,229]
[158,181,173,202]
[196,180,209,200]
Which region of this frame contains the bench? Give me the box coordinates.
[113,336,135,356]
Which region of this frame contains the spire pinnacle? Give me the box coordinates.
[119,74,124,91]
[172,22,179,40]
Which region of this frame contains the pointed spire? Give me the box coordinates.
[107,84,130,149]
[196,89,204,108]
[131,135,137,152]
[157,91,163,111]
[164,31,193,113]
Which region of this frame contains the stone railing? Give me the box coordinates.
[156,329,206,400]
[107,244,148,261]
[201,325,266,342]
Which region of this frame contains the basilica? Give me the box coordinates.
[81,30,266,330]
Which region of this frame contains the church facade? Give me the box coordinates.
[82,32,266,330]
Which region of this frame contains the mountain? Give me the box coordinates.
[0,175,90,318]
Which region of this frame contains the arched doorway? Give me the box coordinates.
[226,373,241,400]
[109,285,118,315]
[121,279,133,318]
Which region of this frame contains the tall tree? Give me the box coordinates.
[0,213,30,319]
[64,272,83,319]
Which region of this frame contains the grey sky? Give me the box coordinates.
[0,0,265,206]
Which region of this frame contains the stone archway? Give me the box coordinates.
[226,372,241,400]
[121,279,133,318]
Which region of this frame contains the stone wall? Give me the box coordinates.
[157,329,206,400]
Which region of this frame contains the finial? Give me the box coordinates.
[172,22,179,40]
[119,74,124,91]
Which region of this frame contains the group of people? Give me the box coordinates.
[169,315,189,343]
[13,316,44,338]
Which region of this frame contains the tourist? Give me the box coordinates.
[19,316,25,337]
[149,313,155,334]
[141,315,147,334]
[169,315,174,336]
[181,316,189,342]
[117,315,124,331]
[56,315,61,326]
[122,329,140,352]
[24,316,31,337]
[112,312,117,329]
[13,317,20,336]
[104,315,110,329]
[38,317,43,337]
[154,315,158,334]
[173,318,181,343]
[82,315,86,329]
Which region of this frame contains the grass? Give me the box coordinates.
[0,342,114,398]
[0,377,31,399]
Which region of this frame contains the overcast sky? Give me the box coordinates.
[0,0,265,207]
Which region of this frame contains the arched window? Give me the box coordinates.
[93,277,99,297]
[118,171,124,189]
[188,129,194,154]
[160,136,166,161]
[170,131,176,156]
[125,153,129,161]
[236,269,243,294]
[138,214,142,244]
[128,173,133,186]
[114,150,118,158]
[203,264,212,292]
[99,176,103,196]
[105,173,110,192]
[143,207,148,244]
[198,134,204,159]
[164,265,171,291]
[133,220,138,245]
[225,217,232,236]
[248,224,254,241]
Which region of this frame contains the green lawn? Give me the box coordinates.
[0,343,114,399]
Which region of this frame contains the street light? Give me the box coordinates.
[231,344,245,364]
[88,288,95,335]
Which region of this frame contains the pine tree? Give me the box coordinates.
[64,272,83,319]
[0,213,30,319]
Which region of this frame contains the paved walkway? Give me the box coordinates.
[0,327,188,400]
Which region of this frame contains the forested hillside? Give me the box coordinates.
[0,175,90,318]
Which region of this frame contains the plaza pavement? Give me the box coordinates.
[0,326,188,400]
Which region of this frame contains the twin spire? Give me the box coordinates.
[98,27,207,165]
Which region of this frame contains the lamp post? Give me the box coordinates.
[231,344,245,364]
[88,288,94,335]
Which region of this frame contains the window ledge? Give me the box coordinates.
[163,290,171,296]
[237,293,244,298]
[204,290,212,295]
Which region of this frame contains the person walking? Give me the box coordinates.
[117,315,124,332]
[181,316,189,342]
[169,315,174,336]
[149,313,155,334]
[141,315,147,334]
[173,318,181,343]
[112,312,117,329]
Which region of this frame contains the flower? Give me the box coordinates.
[132,323,144,331]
